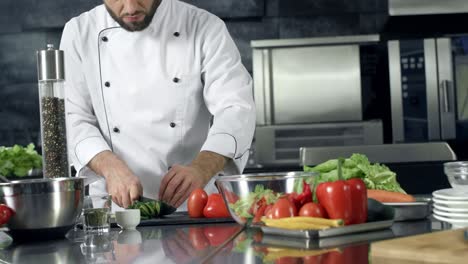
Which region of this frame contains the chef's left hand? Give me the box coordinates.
[159,164,210,208]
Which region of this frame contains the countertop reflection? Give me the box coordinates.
[0,223,243,264]
[0,218,451,264]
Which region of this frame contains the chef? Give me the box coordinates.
[60,0,255,210]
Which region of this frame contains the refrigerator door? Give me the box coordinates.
[436,38,457,140]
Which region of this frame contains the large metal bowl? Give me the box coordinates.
[215,171,317,226]
[0,177,84,238]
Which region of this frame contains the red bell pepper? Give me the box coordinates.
[316,158,353,225]
[347,178,368,224]
[203,194,231,218]
[316,179,353,225]
[316,159,368,225]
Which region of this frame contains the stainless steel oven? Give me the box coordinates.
[389,36,468,143]
[250,35,385,166]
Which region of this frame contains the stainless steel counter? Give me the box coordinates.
[0,217,452,264]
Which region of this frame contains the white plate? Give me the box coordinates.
[432,198,468,209]
[433,214,468,228]
[433,203,468,213]
[433,208,468,219]
[432,188,468,201]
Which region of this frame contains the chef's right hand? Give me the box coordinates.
[88,151,143,208]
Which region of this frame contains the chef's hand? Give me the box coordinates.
[162,229,197,264]
[158,165,208,208]
[159,151,227,208]
[89,150,143,208]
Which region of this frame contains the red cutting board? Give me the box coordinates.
[371,228,468,264]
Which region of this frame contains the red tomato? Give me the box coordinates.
[203,226,242,246]
[0,204,13,226]
[298,202,328,218]
[188,227,210,250]
[188,188,208,218]
[270,198,297,219]
[203,193,231,218]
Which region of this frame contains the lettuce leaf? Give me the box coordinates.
[0,143,42,177]
[304,153,407,194]
[229,184,280,219]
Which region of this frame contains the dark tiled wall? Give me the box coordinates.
[0,0,387,147]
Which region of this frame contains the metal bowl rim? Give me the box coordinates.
[0,176,87,186]
[215,171,317,182]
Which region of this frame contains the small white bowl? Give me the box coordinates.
[117,229,142,245]
[115,209,140,230]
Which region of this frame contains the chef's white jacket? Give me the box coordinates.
[59,0,255,208]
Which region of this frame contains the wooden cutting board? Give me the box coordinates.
[371,229,468,264]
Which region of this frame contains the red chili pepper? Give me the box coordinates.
[316,180,353,225]
[347,178,368,224]
[0,204,14,226]
[295,180,312,207]
[252,204,267,223]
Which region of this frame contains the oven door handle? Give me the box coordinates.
[441,80,452,113]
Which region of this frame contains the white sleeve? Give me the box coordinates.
[199,17,256,174]
[60,20,111,175]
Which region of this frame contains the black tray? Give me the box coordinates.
[112,212,235,227]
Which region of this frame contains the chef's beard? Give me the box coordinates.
[105,0,160,32]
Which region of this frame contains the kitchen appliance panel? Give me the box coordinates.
[255,120,383,166]
[423,39,441,141]
[389,41,404,142]
[271,45,362,124]
[389,36,468,143]
[389,0,468,16]
[436,38,457,139]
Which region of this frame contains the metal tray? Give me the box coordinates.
[259,228,394,249]
[259,219,394,239]
[384,198,432,221]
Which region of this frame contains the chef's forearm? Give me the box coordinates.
[88,150,123,178]
[190,151,228,181]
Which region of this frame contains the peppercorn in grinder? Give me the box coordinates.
[36,44,70,178]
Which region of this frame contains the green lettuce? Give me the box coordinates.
[229,184,280,219]
[0,143,42,177]
[304,153,406,194]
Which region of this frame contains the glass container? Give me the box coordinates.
[36,44,70,178]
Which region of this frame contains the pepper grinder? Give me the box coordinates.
[36,44,70,178]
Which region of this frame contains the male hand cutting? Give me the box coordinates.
[89,150,143,208]
[159,151,227,208]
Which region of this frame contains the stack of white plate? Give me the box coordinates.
[432,188,468,228]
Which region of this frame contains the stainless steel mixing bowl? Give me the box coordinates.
[0,177,84,231]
